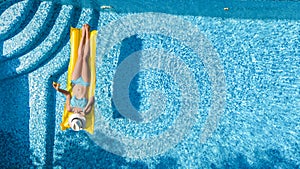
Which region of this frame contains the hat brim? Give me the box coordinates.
[68,113,86,130]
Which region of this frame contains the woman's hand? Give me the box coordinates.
[83,96,94,115]
[79,111,85,116]
[52,82,60,91]
[82,107,89,116]
[72,107,80,113]
[72,107,85,116]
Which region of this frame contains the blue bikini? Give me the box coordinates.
[70,77,90,109]
[70,97,88,109]
[71,77,90,87]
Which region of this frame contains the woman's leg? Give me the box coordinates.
[72,25,86,81]
[81,24,91,83]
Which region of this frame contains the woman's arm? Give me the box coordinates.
[53,82,70,96]
[53,82,72,112]
[66,94,72,112]
[57,88,70,96]
[83,96,95,115]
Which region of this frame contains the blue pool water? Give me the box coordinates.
[0,0,299,168]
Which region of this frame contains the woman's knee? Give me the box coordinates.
[82,57,89,64]
[83,53,90,60]
[78,50,84,58]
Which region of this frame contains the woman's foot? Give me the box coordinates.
[83,24,91,60]
[84,24,90,39]
[81,25,87,45]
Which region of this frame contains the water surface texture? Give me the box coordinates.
[0,0,299,168]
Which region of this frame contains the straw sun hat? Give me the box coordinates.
[68,113,86,131]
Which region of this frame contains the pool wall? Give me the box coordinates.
[0,0,299,168]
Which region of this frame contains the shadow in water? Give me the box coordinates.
[112,35,143,120]
[53,130,180,168]
[0,37,21,81]
[44,77,58,168]
[155,156,181,169]
[0,74,32,168]
[53,131,148,168]
[211,148,299,169]
[0,41,2,57]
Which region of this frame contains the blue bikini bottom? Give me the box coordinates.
[70,96,88,109]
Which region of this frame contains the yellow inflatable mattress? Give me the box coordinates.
[60,27,97,134]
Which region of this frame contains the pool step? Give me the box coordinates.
[0,0,40,41]
[0,4,78,80]
[1,1,61,61]
[0,0,27,18]
[0,1,100,81]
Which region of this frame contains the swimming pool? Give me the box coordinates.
[0,0,299,168]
